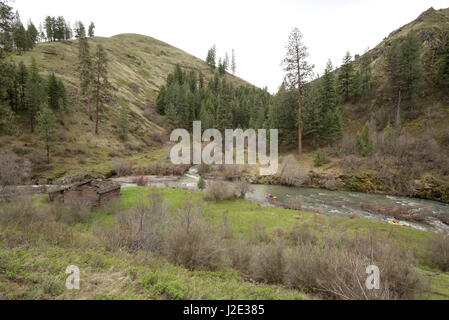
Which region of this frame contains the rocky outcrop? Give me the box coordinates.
[242,171,449,204]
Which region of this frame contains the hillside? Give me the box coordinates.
[268,7,449,203]
[343,7,449,135]
[1,33,251,182]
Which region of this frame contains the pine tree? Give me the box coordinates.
[25,57,45,132]
[197,176,206,190]
[78,36,93,119]
[36,103,57,163]
[321,59,337,113]
[206,45,216,69]
[338,51,354,102]
[281,27,314,156]
[26,20,38,47]
[88,22,95,38]
[16,61,27,112]
[44,16,54,42]
[13,16,27,54]
[224,52,229,71]
[437,33,449,88]
[47,73,60,109]
[231,49,236,74]
[54,16,66,41]
[118,106,129,141]
[74,21,86,39]
[399,32,423,107]
[360,50,372,93]
[92,44,110,135]
[0,0,14,53]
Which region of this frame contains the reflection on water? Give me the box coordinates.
[119,167,449,233]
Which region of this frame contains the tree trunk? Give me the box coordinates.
[86,85,92,120]
[297,63,302,157]
[46,144,50,164]
[396,90,402,130]
[95,102,99,135]
[30,110,34,133]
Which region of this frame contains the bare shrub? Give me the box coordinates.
[222,165,243,181]
[164,201,223,270]
[0,198,46,229]
[287,224,317,246]
[67,200,93,224]
[360,201,432,223]
[250,241,285,284]
[426,234,449,272]
[96,190,168,252]
[341,134,357,155]
[111,159,133,177]
[284,233,424,300]
[204,180,236,202]
[197,163,210,175]
[280,155,309,186]
[283,196,302,211]
[133,176,148,186]
[227,240,254,275]
[0,150,28,186]
[249,223,271,244]
[233,180,253,199]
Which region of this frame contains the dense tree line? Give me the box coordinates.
[156,64,270,132]
[206,45,236,75]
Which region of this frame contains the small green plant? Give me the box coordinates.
[314,149,326,167]
[356,121,374,157]
[197,176,206,190]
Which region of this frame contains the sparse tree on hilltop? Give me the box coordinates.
[88,22,95,38]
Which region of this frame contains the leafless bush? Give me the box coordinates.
[226,240,254,275]
[284,233,424,299]
[197,163,211,175]
[111,159,133,177]
[96,190,168,252]
[287,224,317,246]
[280,155,309,186]
[249,223,271,244]
[341,134,357,155]
[250,241,285,284]
[133,176,148,186]
[360,201,432,223]
[233,180,253,199]
[0,150,28,186]
[164,201,223,270]
[67,200,93,223]
[204,180,236,202]
[284,196,303,211]
[222,165,244,180]
[426,234,449,272]
[0,198,46,229]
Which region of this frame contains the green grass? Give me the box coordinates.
[1,186,448,300]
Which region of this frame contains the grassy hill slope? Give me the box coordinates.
[1,34,251,182]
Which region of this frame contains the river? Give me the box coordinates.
[115,167,449,233]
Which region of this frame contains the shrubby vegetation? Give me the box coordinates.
[1,188,443,300]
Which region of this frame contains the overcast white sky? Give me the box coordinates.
[12,0,449,92]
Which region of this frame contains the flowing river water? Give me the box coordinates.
[115,167,449,233]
